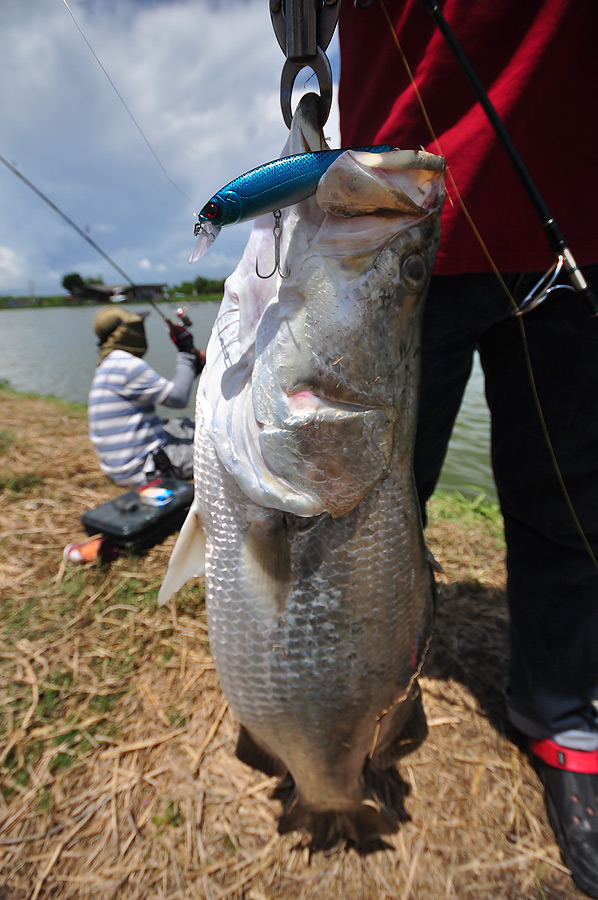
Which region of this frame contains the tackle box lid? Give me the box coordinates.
[80,477,194,551]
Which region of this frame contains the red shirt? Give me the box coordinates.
[338,0,598,275]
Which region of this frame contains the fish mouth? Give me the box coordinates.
[315,147,445,221]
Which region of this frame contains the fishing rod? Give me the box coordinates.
[0,153,135,289]
[59,0,193,210]
[0,153,179,325]
[417,0,598,319]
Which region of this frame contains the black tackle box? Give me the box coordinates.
[80,477,194,553]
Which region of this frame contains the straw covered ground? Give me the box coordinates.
[0,386,587,900]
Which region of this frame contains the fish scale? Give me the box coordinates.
[197,396,431,793]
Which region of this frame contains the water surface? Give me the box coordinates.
[0,302,495,499]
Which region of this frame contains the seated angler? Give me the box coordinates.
[88,306,205,487]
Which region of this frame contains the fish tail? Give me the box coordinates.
[275,764,410,849]
[278,688,427,847]
[237,687,428,848]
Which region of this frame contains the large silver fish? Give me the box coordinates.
[159,95,445,845]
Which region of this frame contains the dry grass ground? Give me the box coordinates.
[0,387,587,899]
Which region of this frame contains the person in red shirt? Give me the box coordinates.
[339,1,598,895]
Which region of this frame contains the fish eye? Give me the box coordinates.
[401,253,426,290]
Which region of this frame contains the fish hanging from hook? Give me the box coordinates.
[190,145,393,264]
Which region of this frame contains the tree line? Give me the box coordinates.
[61,273,226,297]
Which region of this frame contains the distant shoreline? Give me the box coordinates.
[0,294,222,311]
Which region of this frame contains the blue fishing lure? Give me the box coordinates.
[191,146,394,262]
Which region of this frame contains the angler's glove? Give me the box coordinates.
[166,318,195,355]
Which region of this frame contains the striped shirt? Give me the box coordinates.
[88,349,196,486]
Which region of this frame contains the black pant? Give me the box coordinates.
[155,417,195,481]
[415,265,598,745]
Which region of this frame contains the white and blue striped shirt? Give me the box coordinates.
[88,349,196,486]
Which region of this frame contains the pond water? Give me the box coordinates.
[0,302,495,500]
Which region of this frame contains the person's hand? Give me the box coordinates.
[165,317,195,354]
[194,348,206,376]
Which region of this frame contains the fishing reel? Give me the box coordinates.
[166,306,194,350]
[174,306,192,328]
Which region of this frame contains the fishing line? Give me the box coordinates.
[377,0,515,310]
[59,0,194,211]
[0,153,134,287]
[376,0,598,572]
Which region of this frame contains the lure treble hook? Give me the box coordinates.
[256,210,290,279]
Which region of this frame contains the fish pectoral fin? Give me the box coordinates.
[157,504,206,606]
[242,516,291,616]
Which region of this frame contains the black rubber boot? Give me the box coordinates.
[530,738,598,899]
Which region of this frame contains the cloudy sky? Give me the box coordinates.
[1,0,340,296]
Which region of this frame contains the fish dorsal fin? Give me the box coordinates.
[158,504,206,606]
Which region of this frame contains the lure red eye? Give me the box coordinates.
[202,201,220,220]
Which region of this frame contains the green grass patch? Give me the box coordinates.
[0,379,88,415]
[166,707,186,727]
[0,429,15,454]
[0,472,45,493]
[152,799,185,831]
[428,489,505,544]
[49,751,74,774]
[3,596,39,634]
[0,556,209,801]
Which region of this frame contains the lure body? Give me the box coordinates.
[190,145,393,263]
[199,146,393,228]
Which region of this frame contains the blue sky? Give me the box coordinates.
[1,0,340,296]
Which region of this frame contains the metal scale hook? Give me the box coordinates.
[256,210,290,279]
[255,2,342,279]
[270,0,340,130]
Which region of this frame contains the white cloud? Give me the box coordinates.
[0,0,340,296]
[0,246,27,292]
